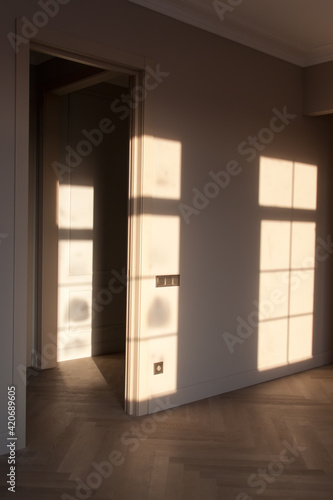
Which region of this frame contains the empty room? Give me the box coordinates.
[1,0,333,498]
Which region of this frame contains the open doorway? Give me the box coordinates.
[29,51,132,404]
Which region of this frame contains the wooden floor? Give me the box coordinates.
[1,356,333,499]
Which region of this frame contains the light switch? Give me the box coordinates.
[156,275,180,287]
[156,276,166,287]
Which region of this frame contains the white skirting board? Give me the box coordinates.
[148,350,333,414]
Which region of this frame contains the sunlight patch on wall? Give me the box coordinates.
[259,158,293,208]
[152,138,182,200]
[259,157,317,210]
[58,184,94,229]
[150,215,180,396]
[58,185,94,362]
[260,221,291,270]
[257,157,317,371]
[151,215,180,273]
[258,319,288,369]
[293,162,317,210]
[138,135,182,398]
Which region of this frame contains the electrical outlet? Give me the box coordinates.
[154,362,163,375]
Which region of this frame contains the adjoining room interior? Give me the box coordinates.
[28,51,132,402]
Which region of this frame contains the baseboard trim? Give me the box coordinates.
[149,351,333,414]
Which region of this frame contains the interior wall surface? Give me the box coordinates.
[1,0,333,452]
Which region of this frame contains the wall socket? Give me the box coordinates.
[154,362,163,375]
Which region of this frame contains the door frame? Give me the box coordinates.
[14,22,149,450]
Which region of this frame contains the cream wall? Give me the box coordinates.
[1,0,333,452]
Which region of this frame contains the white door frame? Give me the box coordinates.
[14,22,150,450]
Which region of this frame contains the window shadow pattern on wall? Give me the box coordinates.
[258,156,317,371]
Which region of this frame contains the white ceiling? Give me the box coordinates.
[129,0,333,67]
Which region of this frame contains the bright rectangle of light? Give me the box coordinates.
[151,215,180,274]
[258,318,288,370]
[293,163,317,210]
[291,222,316,269]
[58,185,94,229]
[259,157,317,211]
[258,271,289,321]
[289,270,315,316]
[260,221,291,271]
[259,157,293,208]
[152,138,182,200]
[68,240,93,276]
[288,315,313,362]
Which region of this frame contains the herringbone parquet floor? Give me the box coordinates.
[1,355,333,499]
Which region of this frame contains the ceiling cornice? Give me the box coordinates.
[129,0,333,67]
